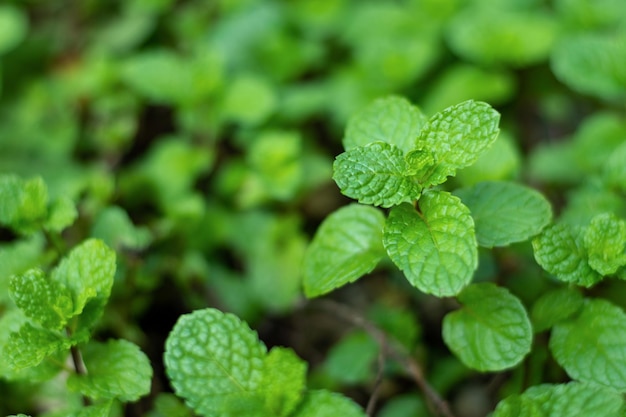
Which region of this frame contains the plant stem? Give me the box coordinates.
[67,327,91,406]
[313,299,456,417]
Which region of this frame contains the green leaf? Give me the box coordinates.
[9,269,72,330]
[343,96,428,153]
[0,5,28,55]
[69,400,113,417]
[164,308,267,417]
[333,142,421,207]
[261,347,307,417]
[0,175,48,233]
[454,181,552,247]
[443,283,533,371]
[152,393,193,417]
[583,213,626,275]
[550,299,626,391]
[383,191,477,297]
[322,331,379,385]
[91,206,151,251]
[5,322,68,370]
[530,288,584,332]
[604,142,626,192]
[292,390,366,417]
[67,340,152,401]
[494,382,624,417]
[416,100,500,184]
[45,197,77,233]
[532,223,602,287]
[222,74,277,125]
[303,204,385,298]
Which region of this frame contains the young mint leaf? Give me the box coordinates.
[415,100,500,185]
[67,340,152,401]
[292,390,366,417]
[0,175,48,234]
[5,322,69,370]
[343,96,428,153]
[532,223,601,287]
[69,400,113,417]
[303,204,385,298]
[45,197,77,233]
[9,268,72,330]
[443,283,532,371]
[454,181,552,247]
[164,308,267,417]
[261,347,306,417]
[550,299,626,391]
[333,142,422,207]
[383,191,477,297]
[583,213,626,275]
[530,287,584,332]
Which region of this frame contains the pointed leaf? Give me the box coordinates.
[550,299,626,391]
[5,322,68,370]
[67,340,152,401]
[343,96,428,153]
[532,223,601,287]
[443,283,532,371]
[303,204,385,298]
[584,213,626,275]
[383,191,477,297]
[454,181,552,247]
[164,308,267,417]
[261,347,306,417]
[333,142,421,207]
[292,390,366,417]
[530,288,584,333]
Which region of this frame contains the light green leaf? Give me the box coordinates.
[303,204,385,298]
[0,5,28,55]
[9,269,72,330]
[0,175,48,234]
[261,347,307,417]
[383,192,477,297]
[45,197,77,233]
[5,322,68,370]
[492,394,542,417]
[323,331,379,385]
[222,74,277,125]
[343,96,428,153]
[292,390,366,417]
[604,142,626,192]
[530,288,584,332]
[443,283,532,371]
[91,206,151,251]
[550,299,626,391]
[164,308,267,417]
[69,400,113,417]
[583,213,626,275]
[416,100,500,184]
[532,223,601,287]
[333,142,422,207]
[67,340,152,401]
[454,181,552,247]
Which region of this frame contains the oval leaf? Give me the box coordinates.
[303,204,385,298]
[454,181,552,247]
[443,283,533,371]
[383,191,477,297]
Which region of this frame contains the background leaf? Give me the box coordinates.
[443,283,533,371]
[292,390,366,417]
[530,287,584,332]
[383,191,477,296]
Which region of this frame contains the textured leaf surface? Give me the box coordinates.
[261,347,306,417]
[443,283,532,371]
[415,100,500,183]
[454,181,552,247]
[67,340,152,401]
[383,192,477,296]
[303,204,385,298]
[164,308,267,417]
[5,322,68,370]
[532,223,601,287]
[9,269,72,330]
[550,299,626,391]
[343,96,427,153]
[584,213,626,275]
[293,390,366,417]
[333,142,421,207]
[494,382,624,417]
[531,288,584,332]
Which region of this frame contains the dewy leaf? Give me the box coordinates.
[583,213,626,275]
[303,204,385,298]
[442,283,533,371]
[67,340,152,401]
[0,175,48,233]
[383,191,477,297]
[9,269,72,330]
[454,181,552,247]
[530,287,584,333]
[164,308,267,417]
[550,299,626,391]
[415,100,500,183]
[292,390,366,417]
[333,142,422,207]
[532,223,601,287]
[260,347,307,417]
[343,96,428,154]
[5,322,68,370]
